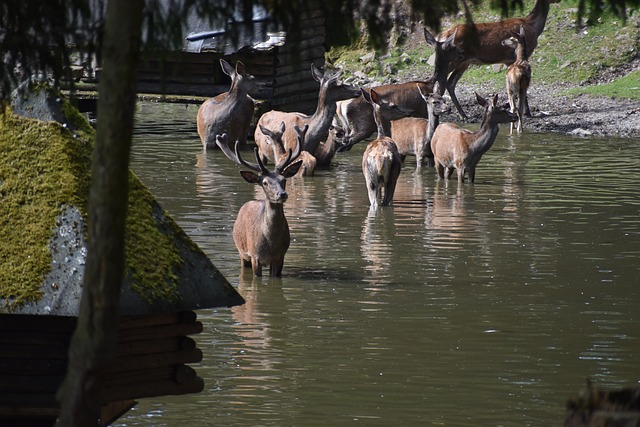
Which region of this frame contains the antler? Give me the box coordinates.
[215,133,266,173]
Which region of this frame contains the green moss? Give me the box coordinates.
[125,173,182,304]
[1,96,184,310]
[0,106,92,307]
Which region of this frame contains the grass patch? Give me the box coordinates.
[568,70,640,99]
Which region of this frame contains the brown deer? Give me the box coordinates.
[259,122,316,177]
[197,59,259,150]
[314,123,346,168]
[390,84,449,170]
[430,93,517,184]
[361,88,413,208]
[337,28,461,152]
[215,133,303,277]
[502,26,532,134]
[255,64,360,164]
[426,0,560,119]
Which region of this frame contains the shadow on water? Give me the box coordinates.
[119,102,640,427]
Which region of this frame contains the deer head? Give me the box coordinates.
[215,133,303,203]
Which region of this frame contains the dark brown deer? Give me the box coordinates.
[502,26,532,134]
[197,59,258,150]
[390,84,449,170]
[255,64,360,163]
[426,0,560,119]
[361,88,413,208]
[215,133,303,277]
[431,93,517,184]
[337,29,460,151]
[259,122,316,176]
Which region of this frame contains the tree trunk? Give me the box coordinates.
[55,0,144,425]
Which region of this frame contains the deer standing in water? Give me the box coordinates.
[390,85,449,170]
[361,88,413,208]
[215,133,303,277]
[502,26,532,134]
[255,64,360,166]
[314,123,346,168]
[430,93,517,184]
[337,29,460,151]
[258,122,316,176]
[197,59,258,150]
[426,0,560,119]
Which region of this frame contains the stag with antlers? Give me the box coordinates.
[215,129,303,277]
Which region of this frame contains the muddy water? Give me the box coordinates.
[116,102,640,426]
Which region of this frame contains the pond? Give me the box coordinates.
[116,101,640,426]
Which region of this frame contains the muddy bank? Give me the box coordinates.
[453,81,640,139]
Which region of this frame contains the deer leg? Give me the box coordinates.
[251,257,262,277]
[457,168,465,184]
[468,167,476,183]
[382,175,399,207]
[447,64,470,120]
[270,260,284,277]
[436,163,445,179]
[445,167,454,180]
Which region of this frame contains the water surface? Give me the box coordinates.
[117,101,640,426]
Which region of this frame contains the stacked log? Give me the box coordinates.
[0,310,206,425]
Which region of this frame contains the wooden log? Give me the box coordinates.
[0,374,63,394]
[115,336,196,357]
[118,321,202,342]
[0,315,76,334]
[275,46,325,66]
[0,359,67,376]
[0,344,68,360]
[101,400,137,427]
[0,404,59,418]
[118,311,196,330]
[111,348,203,373]
[102,376,204,403]
[273,80,323,98]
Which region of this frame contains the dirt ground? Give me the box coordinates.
[452,75,640,139]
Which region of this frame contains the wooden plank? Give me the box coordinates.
[101,400,137,427]
[102,376,204,402]
[0,314,76,334]
[275,46,326,66]
[117,321,203,342]
[117,311,196,329]
[0,359,67,375]
[273,80,323,98]
[111,348,203,372]
[115,336,196,356]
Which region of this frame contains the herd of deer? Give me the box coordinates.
[195,0,560,277]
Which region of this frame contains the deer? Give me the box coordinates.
[502,26,532,134]
[314,123,346,168]
[337,29,461,151]
[430,93,517,184]
[361,88,413,208]
[214,132,303,277]
[254,64,360,165]
[259,122,316,176]
[390,84,449,170]
[426,0,560,120]
[197,59,259,150]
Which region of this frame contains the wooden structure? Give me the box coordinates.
[87,2,327,115]
[0,83,244,426]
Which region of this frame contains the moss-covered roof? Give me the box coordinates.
[0,83,243,315]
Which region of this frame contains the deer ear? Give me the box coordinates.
[360,88,372,104]
[475,92,487,107]
[258,124,272,139]
[282,159,303,178]
[370,88,380,104]
[311,63,323,82]
[423,27,436,47]
[235,61,246,75]
[240,170,260,184]
[220,59,235,77]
